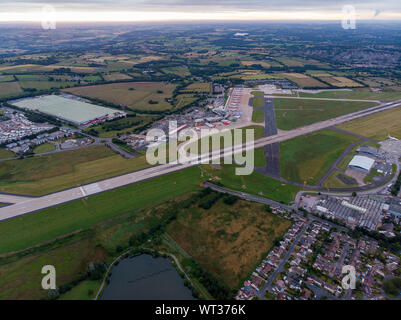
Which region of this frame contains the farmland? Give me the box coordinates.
[280,129,359,185]
[280,73,328,88]
[274,98,377,130]
[167,195,291,289]
[181,82,210,93]
[64,82,177,112]
[0,82,22,98]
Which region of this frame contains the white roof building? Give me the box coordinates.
[349,155,375,173]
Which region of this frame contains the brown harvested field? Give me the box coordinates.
[63,82,177,111]
[167,195,291,289]
[281,73,328,88]
[319,76,363,87]
[337,106,401,140]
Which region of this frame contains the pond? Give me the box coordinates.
[101,254,195,300]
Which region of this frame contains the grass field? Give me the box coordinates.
[0,166,204,254]
[64,82,177,112]
[0,75,15,82]
[201,165,300,204]
[33,143,56,154]
[280,129,359,185]
[167,195,291,289]
[85,115,157,138]
[185,125,265,154]
[322,170,358,189]
[0,148,14,159]
[274,98,377,130]
[59,280,101,300]
[103,73,132,81]
[0,146,151,196]
[254,147,267,168]
[252,97,264,107]
[0,82,22,98]
[0,237,106,300]
[182,82,210,93]
[252,109,265,123]
[337,106,401,140]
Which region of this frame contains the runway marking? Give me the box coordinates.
[79,186,86,197]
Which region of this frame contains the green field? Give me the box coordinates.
[64,82,177,112]
[252,97,264,107]
[167,195,291,289]
[85,115,158,138]
[0,166,204,254]
[0,75,15,82]
[185,125,265,154]
[59,280,101,300]
[280,129,359,185]
[201,165,300,204]
[19,81,72,90]
[322,170,358,189]
[274,98,377,130]
[252,109,265,123]
[33,143,56,154]
[337,106,401,140]
[254,147,267,167]
[0,148,14,159]
[0,146,151,196]
[0,82,22,98]
[0,236,105,300]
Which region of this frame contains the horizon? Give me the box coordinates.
[0,0,400,22]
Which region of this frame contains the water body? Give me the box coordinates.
[101,254,195,300]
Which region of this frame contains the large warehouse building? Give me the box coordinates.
[11,95,126,126]
[348,155,375,173]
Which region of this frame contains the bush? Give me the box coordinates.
[86,261,107,281]
[223,195,238,205]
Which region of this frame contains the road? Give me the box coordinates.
[257,220,311,299]
[202,182,293,211]
[1,99,401,221]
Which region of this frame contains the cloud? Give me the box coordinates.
[2,0,400,12]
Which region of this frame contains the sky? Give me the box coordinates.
[0,0,400,22]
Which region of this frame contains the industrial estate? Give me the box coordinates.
[0,17,401,303]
